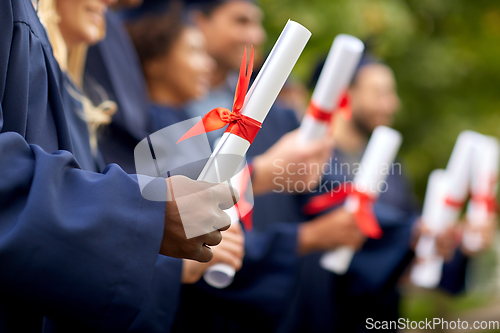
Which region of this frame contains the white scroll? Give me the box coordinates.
[410,169,449,288]
[411,131,478,288]
[201,20,312,288]
[320,126,403,274]
[297,34,364,145]
[463,135,499,252]
[203,162,251,288]
[199,20,311,184]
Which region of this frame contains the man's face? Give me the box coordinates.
[195,1,266,71]
[349,64,400,135]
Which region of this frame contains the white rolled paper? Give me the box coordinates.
[410,169,448,288]
[320,126,403,274]
[203,160,251,289]
[199,20,311,183]
[463,135,499,252]
[411,131,478,288]
[201,20,311,288]
[297,34,364,145]
[203,263,237,289]
[441,131,478,219]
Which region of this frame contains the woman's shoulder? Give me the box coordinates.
[8,0,50,46]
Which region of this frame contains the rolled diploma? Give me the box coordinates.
[411,131,477,288]
[410,170,449,288]
[441,131,477,220]
[463,135,499,252]
[203,163,248,288]
[320,126,403,274]
[198,20,311,184]
[201,20,312,288]
[297,34,364,145]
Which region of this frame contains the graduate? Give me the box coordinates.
[184,0,265,146]
[39,0,119,173]
[125,12,302,331]
[124,1,365,332]
[44,0,245,331]
[88,0,352,284]
[0,0,240,332]
[124,2,214,134]
[85,0,153,173]
[280,55,497,333]
[86,0,332,184]
[163,1,369,332]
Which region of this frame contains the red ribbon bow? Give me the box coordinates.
[306,90,352,123]
[177,46,261,144]
[303,182,383,239]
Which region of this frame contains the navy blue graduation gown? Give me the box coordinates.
[172,104,306,333]
[0,1,176,332]
[61,76,102,172]
[85,11,150,174]
[83,12,192,333]
[280,147,468,333]
[148,104,191,134]
[142,102,304,332]
[246,105,311,229]
[173,222,300,333]
[278,148,419,333]
[439,251,468,294]
[63,79,184,333]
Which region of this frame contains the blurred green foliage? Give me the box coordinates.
[260,0,500,201]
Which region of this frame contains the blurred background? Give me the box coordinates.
[261,0,500,331]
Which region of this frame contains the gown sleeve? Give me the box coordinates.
[0,133,166,332]
[128,256,183,333]
[439,250,468,294]
[0,2,169,331]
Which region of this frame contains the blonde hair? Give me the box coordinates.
[38,0,116,156]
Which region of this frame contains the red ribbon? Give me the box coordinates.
[306,102,334,122]
[306,90,352,123]
[444,197,465,209]
[469,174,498,214]
[234,163,254,231]
[338,91,352,120]
[470,194,498,214]
[303,182,383,239]
[177,46,261,144]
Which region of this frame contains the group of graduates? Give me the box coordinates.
[0,0,497,332]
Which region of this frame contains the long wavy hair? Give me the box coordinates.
[38,0,116,155]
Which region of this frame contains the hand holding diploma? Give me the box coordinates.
[203,162,253,288]
[298,207,366,255]
[414,222,461,262]
[462,217,497,256]
[411,131,478,288]
[304,126,403,274]
[160,175,238,262]
[463,135,499,254]
[176,20,312,287]
[182,222,245,284]
[297,34,364,145]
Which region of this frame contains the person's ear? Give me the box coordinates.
[143,58,165,80]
